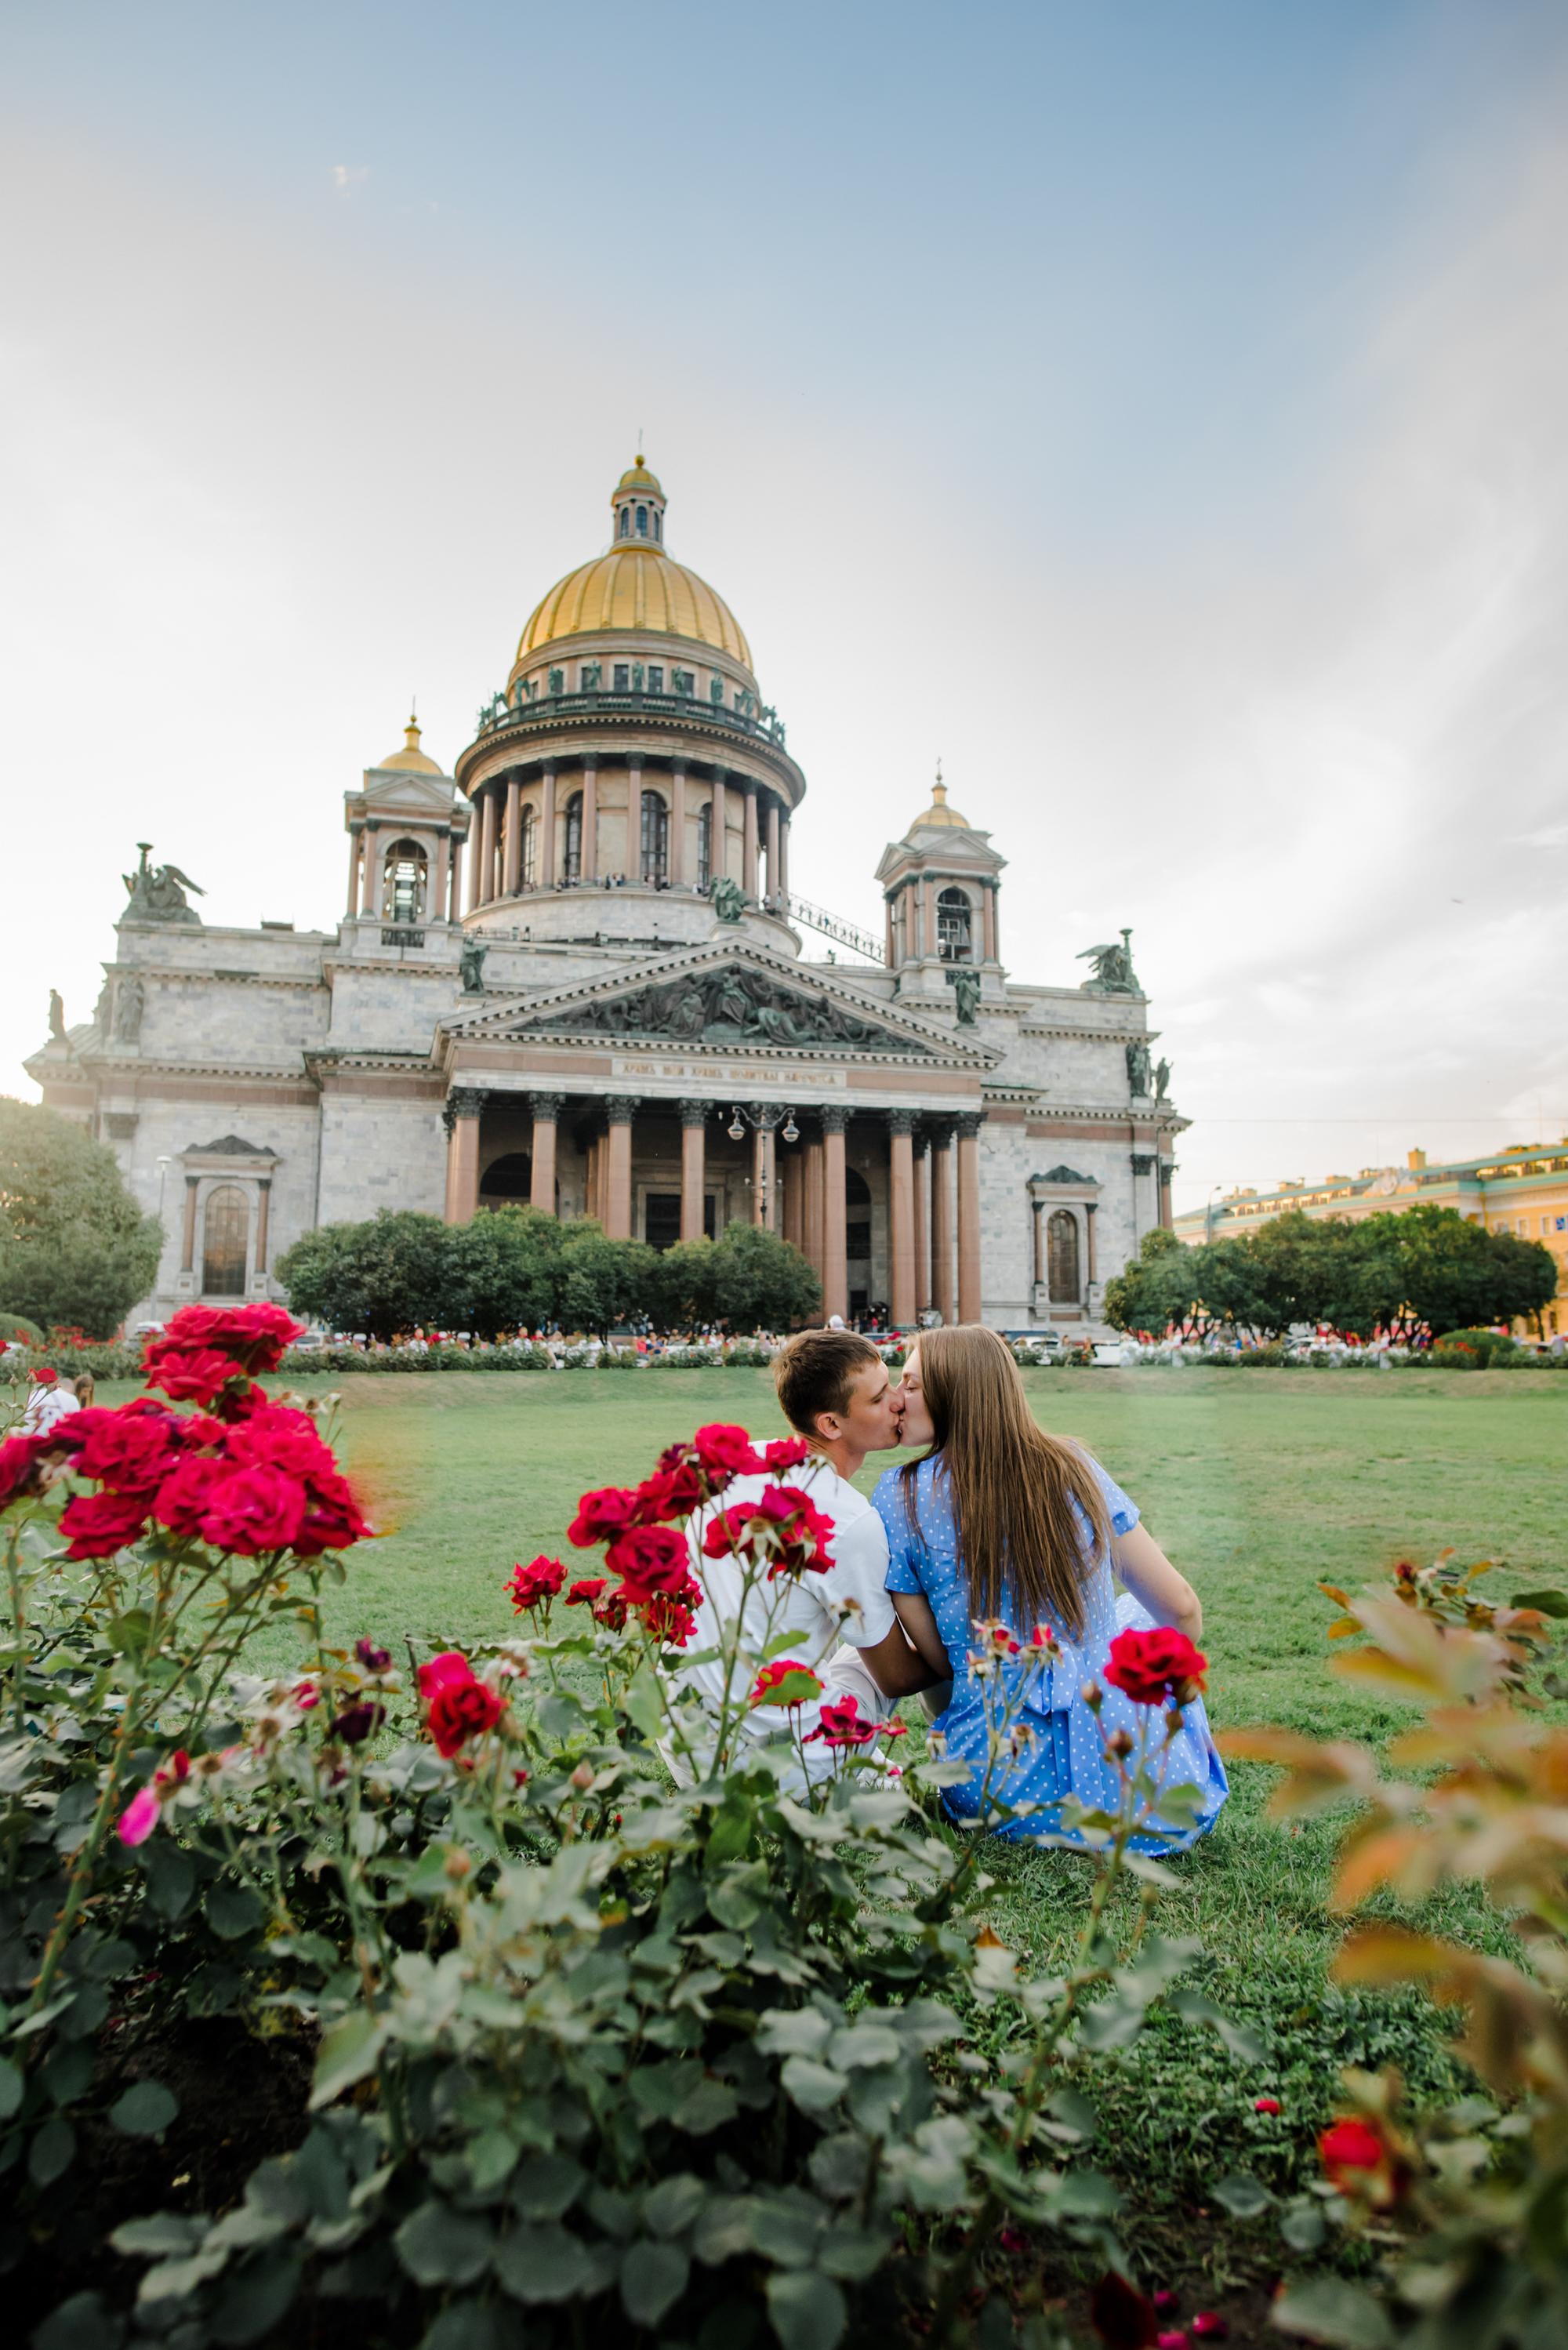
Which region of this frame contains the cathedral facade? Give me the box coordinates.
[28,459,1185,1333]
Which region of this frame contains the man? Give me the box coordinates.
[666,1328,939,1778]
[20,1367,81,1438]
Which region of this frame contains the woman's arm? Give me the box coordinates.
[887,1589,953,1679]
[1112,1521,1203,1640]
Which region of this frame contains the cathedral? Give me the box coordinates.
[28,458,1184,1333]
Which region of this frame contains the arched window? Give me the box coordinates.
[640,789,669,884]
[383,839,427,925]
[563,790,583,883]
[520,804,537,889]
[619,508,630,538]
[696,801,713,888]
[653,510,662,541]
[938,886,974,963]
[201,1184,249,1297]
[637,503,648,536]
[1047,1209,1080,1303]
[479,1151,533,1205]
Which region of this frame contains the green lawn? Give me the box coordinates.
[102,1365,1568,2294]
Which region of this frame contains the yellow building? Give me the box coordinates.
[1173,1142,1568,1335]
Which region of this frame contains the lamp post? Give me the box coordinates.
[724,1102,797,1229]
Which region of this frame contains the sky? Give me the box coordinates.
[3,0,1566,1211]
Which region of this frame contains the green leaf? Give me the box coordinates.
[1512,1588,1568,1617]
[309,2009,384,2108]
[495,2221,596,2304]
[109,2079,180,2137]
[749,2195,824,2268]
[1280,2196,1327,2253]
[111,2213,204,2257]
[780,2057,846,2113]
[29,2114,76,2188]
[644,2172,706,2238]
[621,2240,690,2327]
[32,2291,125,2350]
[107,1609,153,1654]
[673,2076,739,2134]
[0,2054,23,2119]
[1272,2277,1396,2348]
[205,1883,266,1941]
[394,2201,494,2286]
[512,2152,586,2221]
[708,1861,769,1930]
[757,2008,835,2059]
[142,1838,195,1921]
[1212,2171,1273,2219]
[208,2250,303,2346]
[766,2268,847,2350]
[419,2304,517,2350]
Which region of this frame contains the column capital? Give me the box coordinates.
[678,1097,711,1128]
[448,1086,487,1121]
[256,1172,272,1190]
[956,1110,986,1139]
[1130,1152,1156,1176]
[604,1094,640,1124]
[818,1104,851,1135]
[886,1108,917,1136]
[1158,1159,1175,1184]
[911,1124,932,1156]
[529,1091,566,1121]
[927,1117,956,1147]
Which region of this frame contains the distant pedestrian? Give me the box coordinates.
[20,1368,81,1437]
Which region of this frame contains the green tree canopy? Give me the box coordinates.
[556,1224,658,1337]
[0,1096,162,1338]
[445,1204,563,1339]
[275,1209,449,1342]
[702,1221,822,1332]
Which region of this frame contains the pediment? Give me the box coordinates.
[445,941,993,1064]
[360,771,460,816]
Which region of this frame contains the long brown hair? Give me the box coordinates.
[900,1324,1110,1637]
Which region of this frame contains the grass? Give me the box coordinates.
[93,1364,1568,2301]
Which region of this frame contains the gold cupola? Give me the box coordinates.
[377,714,443,775]
[510,457,753,680]
[906,770,971,832]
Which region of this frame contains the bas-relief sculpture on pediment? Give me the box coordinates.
[528,964,934,1055]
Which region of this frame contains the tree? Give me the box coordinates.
[275,1210,449,1341]
[648,1237,720,1331]
[703,1222,822,1332]
[0,1096,162,1338]
[556,1225,657,1337]
[1348,1204,1558,1340]
[445,1205,563,1338]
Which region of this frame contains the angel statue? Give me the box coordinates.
[122,843,205,925]
[710,876,746,925]
[1075,928,1142,996]
[1154,1057,1171,1102]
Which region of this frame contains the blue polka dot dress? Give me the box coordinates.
[873,1455,1228,1854]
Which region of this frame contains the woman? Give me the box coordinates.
[872,1326,1226,1852]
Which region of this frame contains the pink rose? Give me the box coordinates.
[117,1787,162,1847]
[418,1650,477,1699]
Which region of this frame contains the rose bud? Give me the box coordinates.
[570,1762,594,1789]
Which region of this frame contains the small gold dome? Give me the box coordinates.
[617,456,664,496]
[379,715,443,775]
[908,779,970,831]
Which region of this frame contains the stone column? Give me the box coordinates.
[821,1107,849,1324]
[924,878,939,960]
[670,765,687,885]
[467,800,486,913]
[710,772,728,884]
[679,1099,707,1242]
[181,1175,199,1274]
[956,1112,985,1324]
[581,761,599,883]
[530,1092,564,1215]
[584,1132,601,1225]
[346,828,361,918]
[884,900,895,967]
[503,775,522,896]
[887,1110,916,1330]
[1085,1200,1098,1282]
[1158,1160,1174,1231]
[804,1129,825,1280]
[742,783,758,899]
[1032,1197,1045,1288]
[782,1145,803,1249]
[540,765,557,888]
[445,1088,485,1225]
[361,825,380,920]
[1130,1152,1154,1248]
[777,812,790,903]
[913,1130,931,1313]
[628,757,644,880]
[433,830,449,921]
[254,1177,272,1278]
[764,797,780,903]
[604,1095,637,1239]
[982,883,998,964]
[448,833,463,922]
[930,1121,956,1323]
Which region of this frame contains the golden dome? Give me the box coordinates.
[908,778,970,831]
[511,458,753,674]
[378,716,443,774]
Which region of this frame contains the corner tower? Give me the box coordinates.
[875,774,1006,1008]
[454,457,806,954]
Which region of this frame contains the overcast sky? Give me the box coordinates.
[4,0,1566,1211]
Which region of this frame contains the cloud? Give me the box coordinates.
[1510,821,1568,848]
[330,165,369,194]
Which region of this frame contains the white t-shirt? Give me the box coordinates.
[21,1386,81,1437]
[668,1456,895,1745]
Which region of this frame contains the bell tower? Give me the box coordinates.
[874,771,1006,1008]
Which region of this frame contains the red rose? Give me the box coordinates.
[763,1437,812,1473]
[750,1658,825,1709]
[290,1468,372,1557]
[633,1460,706,1521]
[691,1424,764,1483]
[567,1487,641,1548]
[71,1407,181,1497]
[60,1489,151,1560]
[198,1466,307,1556]
[224,1403,336,1484]
[507,1554,566,1613]
[1104,1625,1208,1709]
[153,1454,229,1538]
[703,1485,834,1579]
[606,1523,694,1601]
[638,1592,697,1647]
[0,1434,45,1509]
[804,1695,878,1748]
[427,1676,505,1758]
[1319,2116,1406,2206]
[417,1650,477,1699]
[331,1701,385,1745]
[143,1345,245,1407]
[1254,2097,1281,2116]
[564,1578,609,1607]
[154,1301,300,1375]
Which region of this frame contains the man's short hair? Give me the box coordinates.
[773,1328,883,1438]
